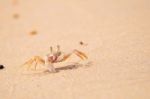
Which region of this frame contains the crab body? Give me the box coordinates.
[23,45,88,72]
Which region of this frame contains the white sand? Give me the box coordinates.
[0,0,150,99]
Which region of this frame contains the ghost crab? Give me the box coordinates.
[23,45,88,72]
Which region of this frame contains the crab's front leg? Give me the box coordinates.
[57,50,88,62]
[45,63,56,73]
[45,56,57,73]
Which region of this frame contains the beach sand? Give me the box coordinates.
[0,0,150,99]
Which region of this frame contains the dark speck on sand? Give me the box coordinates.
[0,65,4,69]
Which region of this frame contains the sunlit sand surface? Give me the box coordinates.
[0,0,150,99]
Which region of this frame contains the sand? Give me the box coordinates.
[0,0,150,99]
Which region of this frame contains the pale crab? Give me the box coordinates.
[23,45,88,72]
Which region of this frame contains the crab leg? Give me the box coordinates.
[59,54,72,62]
[45,56,57,72]
[34,61,38,70]
[22,56,45,70]
[75,52,85,60]
[46,63,56,72]
[58,50,88,62]
[22,58,35,70]
[74,50,88,60]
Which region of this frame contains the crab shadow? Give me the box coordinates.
[56,64,78,71]
[43,61,92,73]
[57,62,92,72]
[25,61,92,76]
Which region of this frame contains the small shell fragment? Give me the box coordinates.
[29,30,38,35]
[0,65,4,69]
[13,13,20,19]
[79,41,88,46]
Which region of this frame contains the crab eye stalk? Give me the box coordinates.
[50,46,53,53]
[57,45,60,52]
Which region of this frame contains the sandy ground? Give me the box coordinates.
[0,0,150,99]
